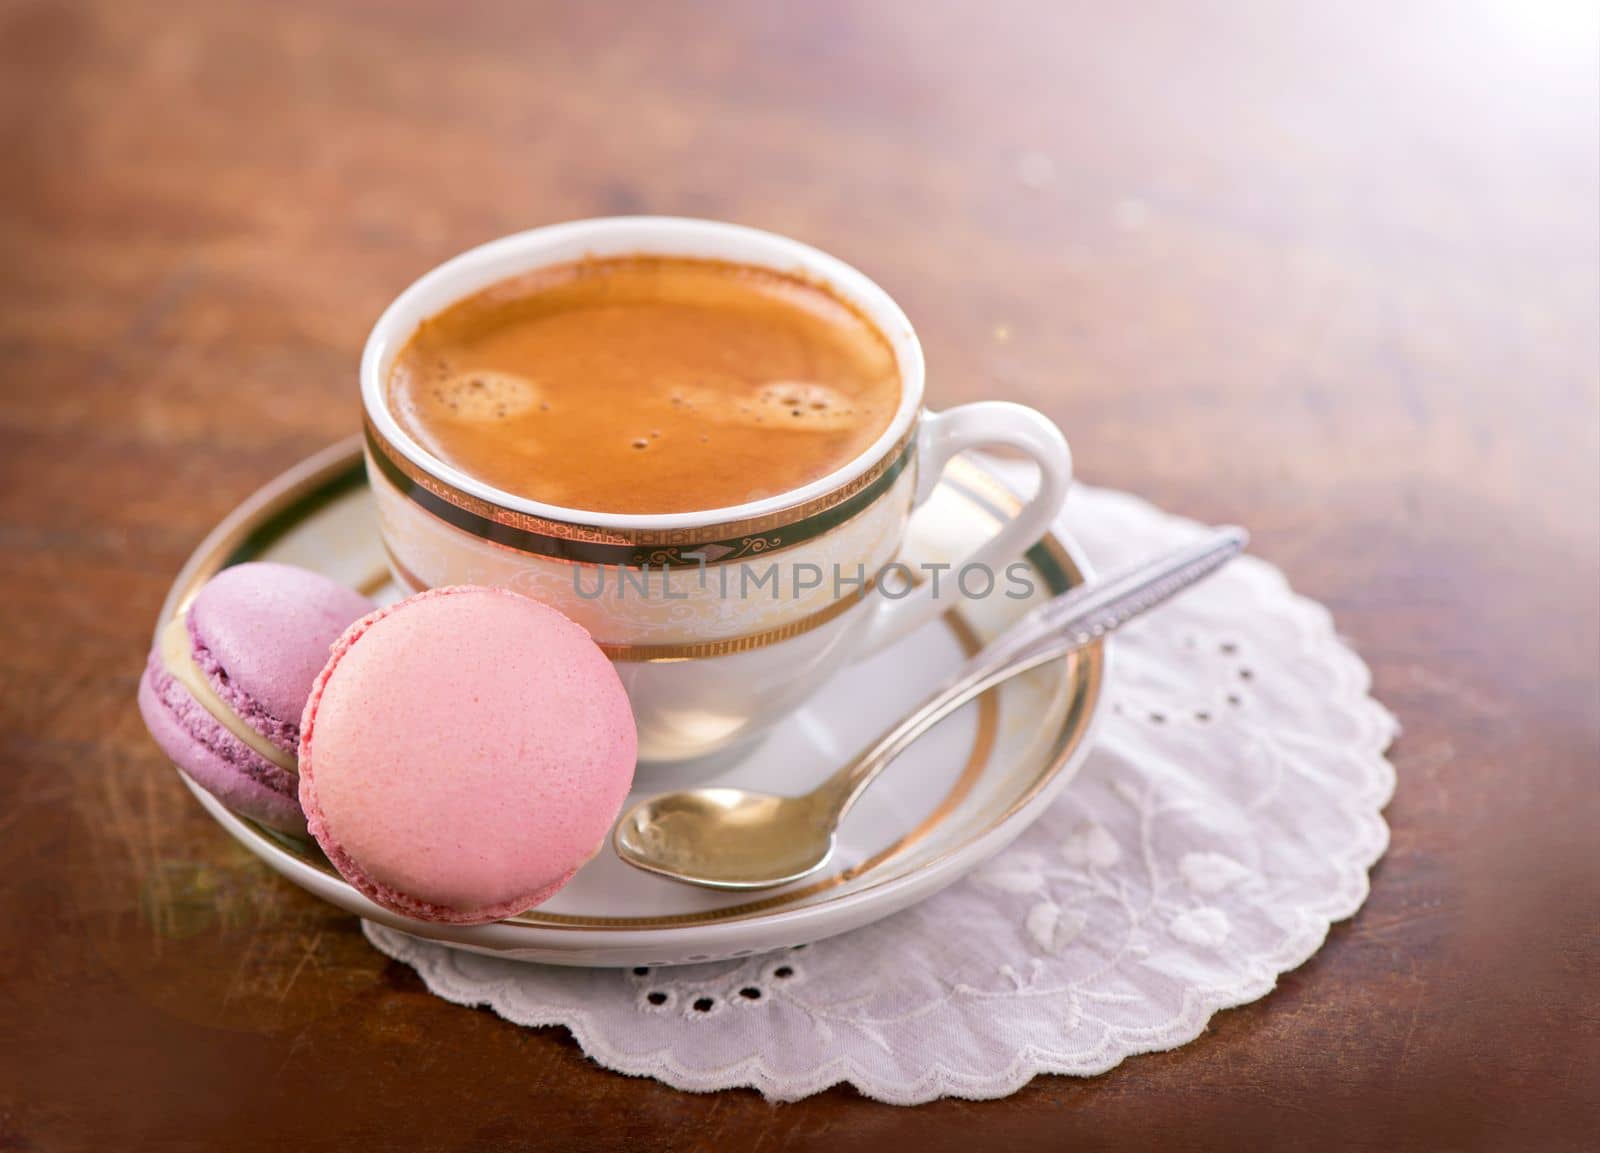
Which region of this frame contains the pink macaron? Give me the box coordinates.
[138,562,375,834]
[298,585,637,924]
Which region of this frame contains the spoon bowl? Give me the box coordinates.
[614,787,838,889]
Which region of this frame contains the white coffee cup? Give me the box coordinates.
[361,218,1072,770]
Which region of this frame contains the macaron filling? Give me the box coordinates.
[157,613,298,774]
[187,618,303,757]
[139,653,308,835]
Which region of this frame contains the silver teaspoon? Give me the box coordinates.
[613,526,1248,890]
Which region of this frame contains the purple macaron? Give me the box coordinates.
[138,562,375,834]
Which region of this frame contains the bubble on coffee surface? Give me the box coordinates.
[646,378,859,433]
[428,371,539,422]
[742,381,859,430]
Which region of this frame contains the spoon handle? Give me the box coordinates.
[820,526,1249,823]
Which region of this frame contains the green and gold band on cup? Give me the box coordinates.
[363,418,918,569]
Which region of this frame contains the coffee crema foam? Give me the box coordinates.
[386,256,902,515]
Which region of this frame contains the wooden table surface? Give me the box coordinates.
[2,1,1596,1149]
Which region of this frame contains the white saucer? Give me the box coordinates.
[157,438,1107,966]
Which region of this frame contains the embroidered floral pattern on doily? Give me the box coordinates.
[364,481,1397,1105]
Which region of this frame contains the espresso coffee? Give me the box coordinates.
[386,256,901,514]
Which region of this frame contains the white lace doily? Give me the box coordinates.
[363,481,1398,1104]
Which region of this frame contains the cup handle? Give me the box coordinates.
[856,401,1073,657]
